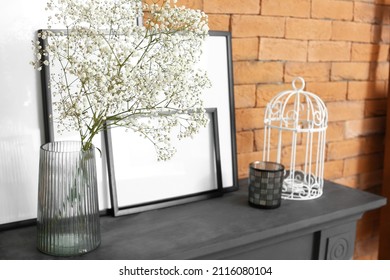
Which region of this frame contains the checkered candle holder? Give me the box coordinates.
[248,161,285,209]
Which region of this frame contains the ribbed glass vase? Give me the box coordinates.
[37,141,101,256]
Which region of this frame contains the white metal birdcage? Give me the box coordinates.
[263,77,328,200]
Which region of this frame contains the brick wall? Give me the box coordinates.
[174,0,389,259]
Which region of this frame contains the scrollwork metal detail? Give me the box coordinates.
[263,77,328,200]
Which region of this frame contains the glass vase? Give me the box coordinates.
[37,141,101,256]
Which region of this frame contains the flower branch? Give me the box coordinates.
[32,0,210,160]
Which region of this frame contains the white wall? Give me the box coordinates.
[0,1,112,225]
[0,1,57,224]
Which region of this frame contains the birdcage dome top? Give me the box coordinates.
[264,77,328,132]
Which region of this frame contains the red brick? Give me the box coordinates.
[311,0,353,21]
[373,25,390,43]
[332,21,373,43]
[233,61,284,84]
[381,25,390,44]
[208,14,230,31]
[238,151,279,178]
[305,82,347,101]
[234,85,256,108]
[379,0,390,5]
[373,62,390,80]
[331,62,372,81]
[358,210,381,238]
[354,2,390,23]
[354,237,380,260]
[259,38,307,62]
[286,18,331,40]
[232,15,285,38]
[351,43,390,62]
[327,101,365,122]
[262,0,311,18]
[254,129,301,152]
[323,160,344,179]
[282,144,320,167]
[149,0,203,10]
[327,139,361,160]
[326,122,345,142]
[356,210,381,245]
[359,170,384,191]
[347,81,388,100]
[382,6,390,24]
[236,131,254,154]
[343,153,384,177]
[254,129,267,151]
[232,38,258,61]
[237,152,261,178]
[256,83,294,106]
[365,99,388,117]
[308,41,351,62]
[204,0,260,14]
[333,176,358,189]
[381,26,390,43]
[344,117,386,138]
[285,62,331,82]
[327,135,384,160]
[235,108,264,131]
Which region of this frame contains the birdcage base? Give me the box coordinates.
[282,171,323,200]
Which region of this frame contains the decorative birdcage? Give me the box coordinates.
[263,77,328,200]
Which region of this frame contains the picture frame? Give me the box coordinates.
[202,31,238,193]
[103,31,238,216]
[38,30,238,216]
[104,108,223,216]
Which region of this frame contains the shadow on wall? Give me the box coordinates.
[360,4,388,188]
[371,3,390,260]
[369,3,389,97]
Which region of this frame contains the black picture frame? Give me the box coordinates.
[104,108,223,216]
[202,31,238,193]
[38,29,239,215]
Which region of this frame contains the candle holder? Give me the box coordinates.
[248,161,285,209]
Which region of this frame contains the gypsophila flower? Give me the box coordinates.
[32,0,211,160]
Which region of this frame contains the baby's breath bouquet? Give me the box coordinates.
[32,0,210,160]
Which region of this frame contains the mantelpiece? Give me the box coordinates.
[0,180,386,260]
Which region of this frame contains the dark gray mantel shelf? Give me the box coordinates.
[0,180,386,260]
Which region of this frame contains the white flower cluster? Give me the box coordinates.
[32,0,211,160]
